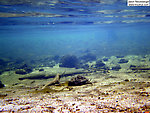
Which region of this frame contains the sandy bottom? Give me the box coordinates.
[0,71,150,112]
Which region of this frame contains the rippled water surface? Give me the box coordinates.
[0,0,150,58]
[1,0,150,27]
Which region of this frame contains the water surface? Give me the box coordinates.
[0,0,150,59]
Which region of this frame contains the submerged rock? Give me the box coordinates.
[19,67,88,80]
[24,68,32,73]
[130,65,136,68]
[0,80,5,88]
[116,56,124,58]
[80,53,96,62]
[118,59,128,63]
[81,64,89,69]
[19,64,28,69]
[68,75,91,86]
[95,60,105,68]
[15,69,27,75]
[0,70,3,75]
[17,64,33,73]
[59,55,79,68]
[53,55,60,63]
[130,66,150,71]
[39,69,44,71]
[112,65,121,71]
[103,57,109,61]
[0,59,6,66]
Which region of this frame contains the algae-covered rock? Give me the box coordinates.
[19,67,88,80]
[68,75,91,86]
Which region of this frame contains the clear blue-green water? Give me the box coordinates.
[0,0,150,59]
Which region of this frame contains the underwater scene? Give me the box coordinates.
[0,0,150,112]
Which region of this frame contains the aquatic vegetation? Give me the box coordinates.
[59,55,79,68]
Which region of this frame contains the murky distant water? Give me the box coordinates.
[0,0,150,59]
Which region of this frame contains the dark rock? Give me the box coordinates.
[118,59,128,63]
[0,59,5,65]
[59,55,79,68]
[12,83,19,86]
[0,59,8,67]
[68,75,91,86]
[39,69,44,71]
[53,55,60,62]
[124,79,129,82]
[15,69,27,75]
[99,66,109,70]
[15,58,24,64]
[0,81,5,88]
[130,65,136,68]
[30,60,36,64]
[80,53,96,62]
[112,65,121,71]
[103,58,109,61]
[81,64,89,69]
[19,64,28,69]
[116,56,124,58]
[17,64,33,74]
[24,68,32,73]
[43,56,53,61]
[131,67,150,71]
[95,60,105,68]
[47,61,56,67]
[0,70,3,75]
[146,14,150,17]
[0,93,7,97]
